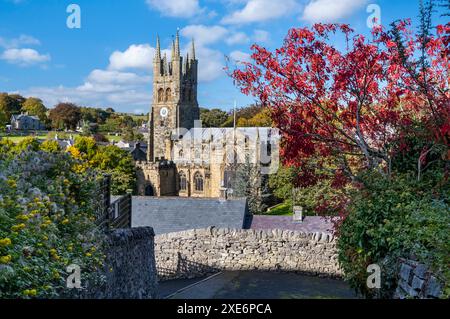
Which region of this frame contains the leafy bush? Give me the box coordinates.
[69,137,136,195]
[337,170,450,298]
[0,151,106,298]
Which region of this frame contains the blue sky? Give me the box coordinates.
[0,0,446,113]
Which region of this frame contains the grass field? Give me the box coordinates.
[1,132,124,144]
[263,202,293,216]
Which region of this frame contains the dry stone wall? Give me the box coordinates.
[155,227,341,281]
[87,227,158,299]
[394,259,444,299]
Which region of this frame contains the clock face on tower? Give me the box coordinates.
[160,107,169,118]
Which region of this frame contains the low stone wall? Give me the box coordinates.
[155,227,341,281]
[394,259,443,299]
[90,227,158,299]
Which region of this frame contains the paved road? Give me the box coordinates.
[160,271,357,299]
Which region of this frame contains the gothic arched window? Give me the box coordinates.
[158,88,164,102]
[194,172,204,192]
[179,171,187,191]
[165,88,171,102]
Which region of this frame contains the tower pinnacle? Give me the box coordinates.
[175,29,180,57]
[191,38,196,60]
[156,35,161,60]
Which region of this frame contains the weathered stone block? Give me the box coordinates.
[411,276,424,291]
[413,264,428,279]
[399,263,413,282]
[425,276,442,298]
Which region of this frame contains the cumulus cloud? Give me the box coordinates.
[180,25,229,46]
[108,44,154,71]
[222,0,299,24]
[22,84,152,110]
[19,45,155,110]
[301,0,368,23]
[253,29,270,43]
[0,34,41,49]
[225,32,250,45]
[229,50,251,63]
[194,46,225,82]
[146,0,204,18]
[0,48,50,66]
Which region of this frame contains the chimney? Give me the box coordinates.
[293,206,304,223]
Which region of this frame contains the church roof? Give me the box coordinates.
[177,127,279,143]
[131,197,249,235]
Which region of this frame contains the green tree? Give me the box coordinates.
[0,93,23,123]
[200,108,229,127]
[268,165,300,202]
[90,145,137,194]
[22,97,48,124]
[232,161,272,214]
[73,136,98,158]
[121,127,144,142]
[48,103,81,130]
[70,137,136,195]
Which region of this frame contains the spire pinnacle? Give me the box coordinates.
[175,28,180,57]
[191,38,196,60]
[156,35,161,60]
[171,38,175,61]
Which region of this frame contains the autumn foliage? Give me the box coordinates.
[231,21,449,185]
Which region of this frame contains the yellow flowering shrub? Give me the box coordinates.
[0,150,106,299]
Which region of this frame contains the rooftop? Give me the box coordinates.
[131,196,249,235]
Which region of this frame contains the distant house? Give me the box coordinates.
[10,114,45,131]
[116,141,148,161]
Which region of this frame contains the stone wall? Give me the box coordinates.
[155,227,341,281]
[89,227,158,299]
[394,259,443,299]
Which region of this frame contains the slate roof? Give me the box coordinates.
[131,196,249,235]
[178,127,280,144]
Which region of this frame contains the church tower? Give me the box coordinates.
[148,31,200,162]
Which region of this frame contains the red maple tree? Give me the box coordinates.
[231,22,449,185]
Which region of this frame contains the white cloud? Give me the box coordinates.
[229,50,251,63]
[225,32,249,45]
[22,75,152,109]
[180,25,229,46]
[0,48,50,66]
[87,69,150,85]
[302,0,367,23]
[195,47,225,82]
[253,29,270,43]
[0,34,41,49]
[146,0,203,18]
[108,44,154,71]
[20,48,154,109]
[108,43,172,71]
[222,0,299,24]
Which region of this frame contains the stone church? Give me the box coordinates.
[136,31,279,198]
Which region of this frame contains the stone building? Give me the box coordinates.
[10,113,45,131]
[136,31,279,198]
